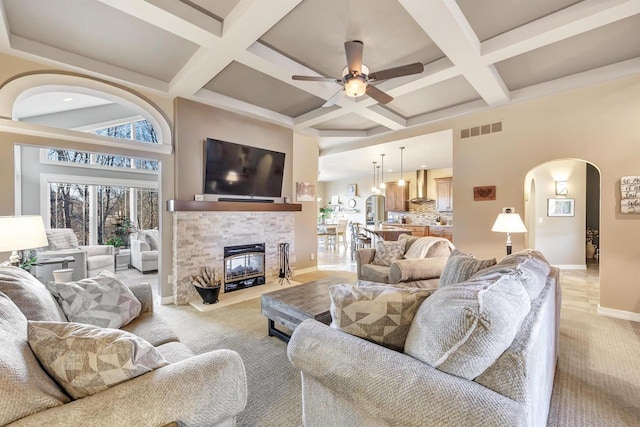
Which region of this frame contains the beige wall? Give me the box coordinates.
[293,133,319,270]
[451,75,640,314]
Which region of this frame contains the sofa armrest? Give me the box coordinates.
[132,239,151,254]
[127,282,154,313]
[288,319,525,427]
[9,350,248,427]
[389,256,449,284]
[80,245,114,257]
[355,248,376,280]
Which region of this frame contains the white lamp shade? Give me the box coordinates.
[0,215,49,252]
[491,213,527,233]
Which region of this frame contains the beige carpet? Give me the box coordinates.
[156,269,640,426]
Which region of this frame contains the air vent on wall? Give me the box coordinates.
[460,121,502,139]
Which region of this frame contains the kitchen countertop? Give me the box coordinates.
[384,222,452,227]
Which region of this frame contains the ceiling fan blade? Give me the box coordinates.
[323,88,344,107]
[344,40,363,75]
[368,62,424,81]
[366,85,393,104]
[292,75,339,82]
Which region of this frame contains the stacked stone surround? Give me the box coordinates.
[171,211,296,305]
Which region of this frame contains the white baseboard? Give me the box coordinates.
[597,305,640,322]
[293,266,318,276]
[553,264,587,270]
[160,296,174,305]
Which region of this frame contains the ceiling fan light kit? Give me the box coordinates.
[292,40,424,107]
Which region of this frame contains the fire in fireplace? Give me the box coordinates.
[223,243,266,292]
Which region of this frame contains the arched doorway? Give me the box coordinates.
[525,159,601,271]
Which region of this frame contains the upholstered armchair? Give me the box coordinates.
[130,229,159,273]
[35,229,115,282]
[355,234,454,288]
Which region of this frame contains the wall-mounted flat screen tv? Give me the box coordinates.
[203,138,286,198]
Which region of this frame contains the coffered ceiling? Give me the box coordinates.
[1,0,639,181]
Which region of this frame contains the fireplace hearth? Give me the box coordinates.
[223,243,266,292]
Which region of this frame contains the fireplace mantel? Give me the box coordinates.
[166,200,302,212]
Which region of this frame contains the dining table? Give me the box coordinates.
[363,225,413,242]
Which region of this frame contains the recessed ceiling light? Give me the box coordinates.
[420,164,427,168]
[387,169,393,172]
[62,97,74,102]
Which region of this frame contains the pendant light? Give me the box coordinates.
[398,147,406,186]
[376,165,382,193]
[371,161,377,192]
[379,154,386,189]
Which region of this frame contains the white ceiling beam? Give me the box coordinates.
[400,0,510,106]
[169,0,301,95]
[97,0,222,43]
[0,0,10,50]
[482,0,640,64]
[9,36,170,92]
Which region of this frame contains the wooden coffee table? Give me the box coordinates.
[261,279,341,342]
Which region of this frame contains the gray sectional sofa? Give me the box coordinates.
[0,266,247,427]
[289,250,561,427]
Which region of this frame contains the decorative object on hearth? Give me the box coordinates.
[278,243,291,285]
[292,40,424,106]
[191,267,221,304]
[491,211,527,255]
[620,176,640,214]
[473,185,496,201]
[0,215,48,266]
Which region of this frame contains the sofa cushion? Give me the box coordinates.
[0,292,69,425]
[372,240,406,266]
[86,254,115,271]
[403,236,453,259]
[0,266,67,321]
[27,321,169,399]
[404,274,531,379]
[44,228,79,250]
[46,271,141,329]
[360,263,391,284]
[438,249,496,288]
[330,284,433,351]
[470,250,550,300]
[120,311,181,347]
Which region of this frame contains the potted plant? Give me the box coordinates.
[319,207,332,224]
[191,267,222,304]
[105,236,124,248]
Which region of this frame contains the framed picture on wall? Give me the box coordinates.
[296,182,316,202]
[547,198,574,217]
[347,184,357,197]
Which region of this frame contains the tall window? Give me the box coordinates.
[50,183,90,244]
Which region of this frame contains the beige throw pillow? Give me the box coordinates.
[404,274,531,379]
[0,293,69,425]
[0,266,67,321]
[438,249,496,288]
[330,284,433,351]
[27,321,169,399]
[46,271,141,329]
[372,240,406,266]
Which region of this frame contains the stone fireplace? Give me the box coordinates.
[223,243,266,292]
[170,208,296,304]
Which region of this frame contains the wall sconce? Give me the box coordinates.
[555,181,568,195]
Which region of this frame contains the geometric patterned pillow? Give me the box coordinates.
[329,284,433,351]
[45,271,141,329]
[372,240,406,266]
[27,321,169,399]
[44,229,79,250]
[438,249,496,288]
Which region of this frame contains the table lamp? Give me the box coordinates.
[0,215,48,266]
[491,212,527,255]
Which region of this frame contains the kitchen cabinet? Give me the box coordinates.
[435,177,453,212]
[428,225,453,242]
[401,225,428,237]
[385,182,410,212]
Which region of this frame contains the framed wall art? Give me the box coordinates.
[547,198,575,217]
[473,185,496,201]
[347,183,357,197]
[296,182,316,202]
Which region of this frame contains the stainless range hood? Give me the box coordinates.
[410,169,432,203]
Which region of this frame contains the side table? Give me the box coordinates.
[115,249,131,271]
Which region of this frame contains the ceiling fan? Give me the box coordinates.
[292,40,424,107]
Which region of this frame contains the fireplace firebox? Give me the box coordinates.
[223,243,266,292]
